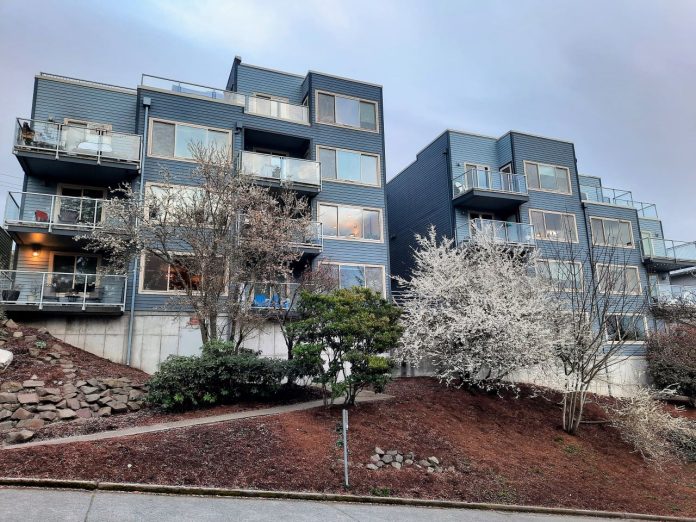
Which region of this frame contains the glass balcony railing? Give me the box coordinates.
[141,75,246,105]
[457,218,536,246]
[452,169,528,198]
[650,283,696,305]
[5,192,108,231]
[580,184,658,219]
[249,282,301,310]
[238,151,321,188]
[642,238,696,263]
[14,118,141,166]
[0,270,127,310]
[291,221,323,249]
[246,96,309,125]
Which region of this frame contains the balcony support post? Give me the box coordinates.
[38,273,46,310]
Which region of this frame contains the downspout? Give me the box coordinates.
[126,98,151,366]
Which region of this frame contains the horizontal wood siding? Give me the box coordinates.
[236,64,305,104]
[33,78,137,133]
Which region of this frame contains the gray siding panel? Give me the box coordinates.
[236,64,305,104]
[33,78,137,133]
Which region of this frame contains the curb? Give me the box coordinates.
[0,477,693,521]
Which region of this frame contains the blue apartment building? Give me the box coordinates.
[2,58,390,372]
[387,129,696,387]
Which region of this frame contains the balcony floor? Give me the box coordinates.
[452,189,529,212]
[15,150,139,184]
[3,303,124,316]
[643,257,696,272]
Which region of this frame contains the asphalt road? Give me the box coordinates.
[0,487,625,521]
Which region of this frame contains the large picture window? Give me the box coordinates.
[606,315,647,342]
[590,217,634,248]
[537,259,583,291]
[529,209,578,242]
[318,204,382,241]
[317,146,379,185]
[141,253,201,293]
[325,263,385,296]
[525,161,571,194]
[316,92,378,131]
[149,119,230,160]
[596,264,642,295]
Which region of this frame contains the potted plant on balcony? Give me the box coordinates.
[1,286,21,302]
[27,284,42,304]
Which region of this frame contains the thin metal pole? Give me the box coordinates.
[342,409,349,488]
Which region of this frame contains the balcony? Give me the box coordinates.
[580,185,658,219]
[250,282,300,311]
[641,238,696,271]
[291,221,323,257]
[650,283,696,306]
[141,74,246,105]
[4,192,108,239]
[13,118,141,183]
[238,151,321,195]
[452,169,528,211]
[457,219,536,247]
[246,96,309,125]
[0,271,127,315]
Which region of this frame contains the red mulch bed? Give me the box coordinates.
[1,326,148,384]
[1,378,694,517]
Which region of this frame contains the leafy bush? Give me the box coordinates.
[148,352,291,411]
[606,388,696,464]
[646,326,696,397]
[201,340,258,357]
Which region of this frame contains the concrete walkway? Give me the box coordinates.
[0,488,619,521]
[2,391,391,450]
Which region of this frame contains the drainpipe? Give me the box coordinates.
[126,97,151,366]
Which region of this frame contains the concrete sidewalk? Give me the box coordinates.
[0,488,617,521]
[2,391,391,450]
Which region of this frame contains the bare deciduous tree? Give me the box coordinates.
[82,144,312,350]
[543,236,650,434]
[395,227,560,389]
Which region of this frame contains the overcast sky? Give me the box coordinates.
[1,0,694,238]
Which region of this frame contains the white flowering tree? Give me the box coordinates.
[395,227,560,389]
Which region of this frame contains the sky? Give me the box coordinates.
[0,0,695,239]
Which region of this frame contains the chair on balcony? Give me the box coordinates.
[84,287,104,304]
[34,210,49,223]
[58,209,79,224]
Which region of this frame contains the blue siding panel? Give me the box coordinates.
[235,64,305,104]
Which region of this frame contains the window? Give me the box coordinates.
[325,263,385,296]
[141,253,201,293]
[316,91,378,131]
[317,146,379,185]
[149,119,230,160]
[318,204,382,241]
[145,183,203,222]
[529,210,578,242]
[606,315,647,342]
[525,161,571,194]
[596,264,642,295]
[50,253,99,292]
[590,217,634,248]
[537,259,583,291]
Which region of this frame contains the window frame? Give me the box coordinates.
[524,160,572,195]
[321,262,386,297]
[595,263,643,295]
[48,251,101,291]
[605,314,648,344]
[315,145,381,187]
[314,90,380,133]
[590,216,635,249]
[317,202,384,242]
[528,209,579,243]
[537,258,584,292]
[147,117,232,163]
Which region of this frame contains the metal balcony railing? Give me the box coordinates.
[291,221,323,250]
[642,238,696,263]
[650,283,696,305]
[238,151,321,188]
[458,218,536,246]
[5,192,109,231]
[0,271,127,310]
[249,282,301,310]
[579,184,658,219]
[246,96,309,125]
[14,118,141,166]
[452,169,528,198]
[141,75,246,105]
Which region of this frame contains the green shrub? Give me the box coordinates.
[148,352,291,411]
[646,326,696,397]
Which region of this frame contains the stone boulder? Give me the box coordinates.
[0,348,13,370]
